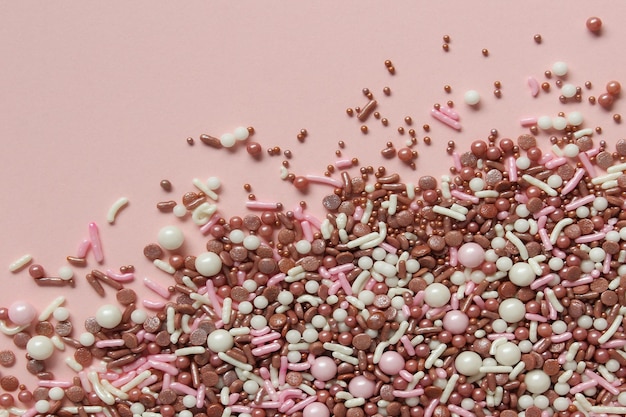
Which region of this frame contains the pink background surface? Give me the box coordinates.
[1,1,626,383]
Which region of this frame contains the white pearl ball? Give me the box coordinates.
[563,143,580,158]
[552,116,568,131]
[52,307,70,321]
[173,204,187,218]
[95,304,122,329]
[525,370,551,394]
[206,329,234,353]
[455,351,482,376]
[552,61,568,77]
[495,342,521,366]
[79,332,95,347]
[35,400,51,413]
[498,298,526,323]
[48,386,65,401]
[464,90,481,106]
[233,126,250,141]
[157,225,185,250]
[424,283,451,308]
[561,83,577,98]
[537,116,552,130]
[26,335,55,360]
[195,252,223,277]
[508,262,535,286]
[567,111,584,126]
[131,309,148,324]
[220,133,236,148]
[243,235,261,250]
[58,266,74,281]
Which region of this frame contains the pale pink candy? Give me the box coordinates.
[310,356,337,381]
[348,375,376,398]
[442,310,469,335]
[303,402,330,417]
[457,242,485,268]
[8,301,36,326]
[378,351,405,375]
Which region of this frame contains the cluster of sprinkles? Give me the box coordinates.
[5,14,626,417]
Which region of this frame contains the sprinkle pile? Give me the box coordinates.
[5,16,626,417]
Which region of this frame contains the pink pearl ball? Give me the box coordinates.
[310,356,337,382]
[378,351,405,375]
[443,310,469,335]
[8,301,36,326]
[303,402,330,417]
[348,375,376,398]
[457,242,485,268]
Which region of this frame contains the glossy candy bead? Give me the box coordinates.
[552,61,568,77]
[495,342,521,366]
[26,335,55,360]
[95,304,123,329]
[348,375,376,398]
[157,226,185,251]
[8,301,36,326]
[206,329,234,353]
[464,90,480,105]
[455,351,482,376]
[443,310,469,334]
[457,242,485,268]
[233,126,250,141]
[508,262,535,286]
[194,252,223,277]
[303,402,330,417]
[311,356,337,381]
[498,298,526,323]
[524,370,551,394]
[424,283,451,308]
[378,351,405,375]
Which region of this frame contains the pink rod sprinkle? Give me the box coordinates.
[279,389,304,402]
[585,370,620,395]
[472,295,485,309]
[448,404,476,417]
[534,206,556,220]
[569,379,598,394]
[465,281,476,295]
[507,156,518,182]
[552,248,566,259]
[487,333,515,340]
[230,406,252,414]
[525,313,548,322]
[300,220,314,241]
[88,222,104,263]
[603,254,612,274]
[148,353,176,362]
[450,189,479,204]
[303,213,322,229]
[601,340,626,349]
[586,147,600,157]
[424,398,440,417]
[450,294,459,310]
[449,246,458,267]
[37,380,73,388]
[267,273,286,287]
[279,399,295,413]
[143,276,171,299]
[399,370,414,382]
[431,108,462,130]
[21,408,37,417]
[229,393,241,406]
[551,332,572,343]
[250,326,270,337]
[328,281,342,296]
[279,356,288,386]
[123,357,147,373]
[111,372,136,387]
[147,359,180,375]
[287,362,311,371]
[575,232,606,244]
[170,382,197,396]
[537,215,549,228]
[520,116,538,127]
[196,384,206,408]
[528,77,540,97]
[285,395,318,415]
[380,242,397,253]
[400,336,415,356]
[438,105,460,121]
[251,332,281,345]
[530,274,556,290]
[142,299,166,310]
[76,238,92,258]
[328,263,354,275]
[392,388,425,398]
[452,152,462,171]
[547,300,557,320]
[353,205,364,221]
[258,401,282,409]
[105,269,134,282]
[538,154,553,165]
[337,272,352,296]
[561,168,586,196]
[539,229,553,250]
[497,211,509,220]
[205,280,222,318]
[401,304,411,318]
[334,159,353,169]
[162,372,171,390]
[264,379,279,401]
[245,201,281,210]
[78,371,92,392]
[95,339,126,348]
[544,157,567,170]
[514,193,529,204]
[578,152,597,176]
[304,174,343,188]
[565,194,595,211]
[318,267,331,279]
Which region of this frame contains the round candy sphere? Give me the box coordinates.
[508,262,535,286]
[498,298,526,323]
[26,335,54,360]
[378,351,405,375]
[8,301,37,326]
[495,342,522,366]
[443,310,469,335]
[525,370,551,394]
[157,226,185,251]
[424,283,451,308]
[206,329,234,353]
[464,90,481,106]
[195,251,223,277]
[455,351,482,376]
[310,356,337,381]
[303,402,330,417]
[95,304,123,329]
[457,243,485,268]
[348,375,376,398]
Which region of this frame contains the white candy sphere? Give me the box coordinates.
[495,342,521,366]
[27,335,55,360]
[525,370,551,394]
[552,116,568,131]
[567,111,584,126]
[79,332,95,347]
[220,133,236,148]
[48,386,65,401]
[552,61,568,77]
[455,351,482,376]
[35,400,51,413]
[233,126,250,141]
[206,329,234,353]
[498,298,526,323]
[561,83,577,98]
[53,307,70,321]
[537,116,552,130]
[130,309,148,324]
[508,262,535,286]
[157,225,185,250]
[424,283,451,308]
[464,90,481,106]
[96,304,123,329]
[195,251,223,276]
